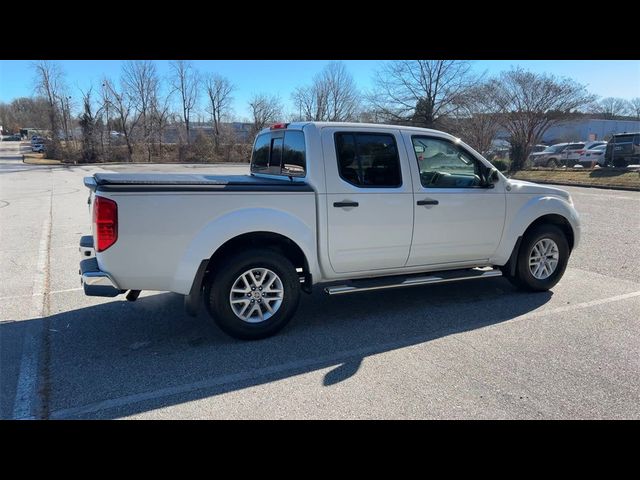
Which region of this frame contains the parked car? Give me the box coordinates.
[2,134,21,141]
[527,144,548,161]
[604,132,640,167]
[31,136,45,145]
[79,122,580,340]
[531,141,606,167]
[32,144,45,153]
[577,144,607,167]
[530,143,569,167]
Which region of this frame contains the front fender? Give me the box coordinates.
[492,196,581,265]
[170,207,317,294]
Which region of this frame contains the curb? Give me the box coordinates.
[22,155,64,166]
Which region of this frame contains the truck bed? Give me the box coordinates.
[88,172,317,294]
[92,173,313,192]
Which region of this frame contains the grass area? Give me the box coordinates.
[510,168,640,191]
[23,153,62,165]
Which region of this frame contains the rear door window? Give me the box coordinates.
[335,132,402,187]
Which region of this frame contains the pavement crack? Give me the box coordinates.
[36,186,54,420]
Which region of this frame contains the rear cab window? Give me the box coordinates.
[251,129,306,177]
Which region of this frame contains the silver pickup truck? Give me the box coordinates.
[80,122,580,339]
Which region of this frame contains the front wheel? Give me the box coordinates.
[204,249,301,340]
[507,224,570,291]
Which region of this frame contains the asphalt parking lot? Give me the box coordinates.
[1,141,639,419]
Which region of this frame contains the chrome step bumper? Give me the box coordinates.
[79,235,95,259]
[324,267,502,295]
[78,236,122,297]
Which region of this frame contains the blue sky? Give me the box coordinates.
[1,60,638,120]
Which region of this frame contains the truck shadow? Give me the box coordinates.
[2,278,552,419]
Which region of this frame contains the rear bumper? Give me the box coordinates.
[79,236,122,297]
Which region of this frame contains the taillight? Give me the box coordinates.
[93,196,118,252]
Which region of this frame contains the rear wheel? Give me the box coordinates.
[506,224,570,292]
[546,158,559,168]
[204,249,301,340]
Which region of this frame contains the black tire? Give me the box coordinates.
[204,249,301,340]
[546,158,559,168]
[508,224,570,292]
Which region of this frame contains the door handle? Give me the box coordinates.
[417,199,439,206]
[333,201,359,208]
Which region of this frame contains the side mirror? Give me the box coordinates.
[488,167,500,184]
[483,167,499,188]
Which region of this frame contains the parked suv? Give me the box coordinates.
[527,144,549,162]
[530,143,569,167]
[604,133,640,167]
[577,144,607,167]
[531,141,606,167]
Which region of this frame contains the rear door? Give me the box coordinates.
[322,127,414,273]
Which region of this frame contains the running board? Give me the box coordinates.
[324,268,502,295]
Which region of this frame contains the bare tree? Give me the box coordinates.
[97,82,113,156]
[204,73,234,152]
[451,84,500,156]
[78,87,99,163]
[630,98,640,121]
[589,97,632,119]
[0,97,49,133]
[248,93,283,135]
[103,77,139,160]
[292,61,360,121]
[368,60,476,128]
[33,60,65,155]
[487,68,595,171]
[150,91,172,160]
[123,60,160,161]
[170,60,199,144]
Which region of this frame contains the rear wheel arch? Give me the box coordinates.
[203,247,302,339]
[206,231,308,274]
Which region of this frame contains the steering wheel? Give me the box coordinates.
[428,171,442,186]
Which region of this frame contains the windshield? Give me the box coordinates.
[612,134,635,144]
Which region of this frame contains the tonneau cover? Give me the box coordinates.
[91,173,313,192]
[94,173,300,186]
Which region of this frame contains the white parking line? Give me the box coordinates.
[0,287,82,302]
[12,196,51,420]
[48,289,640,419]
[570,192,639,201]
[518,290,640,320]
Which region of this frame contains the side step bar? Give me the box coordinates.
[324,268,502,295]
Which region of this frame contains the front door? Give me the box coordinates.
[402,133,506,267]
[323,128,414,273]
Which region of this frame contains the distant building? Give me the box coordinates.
[496,118,640,145]
[542,118,640,143]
